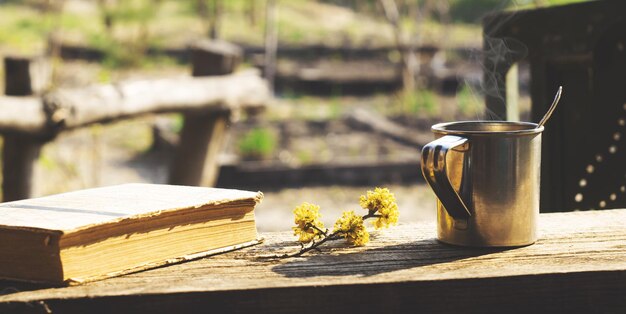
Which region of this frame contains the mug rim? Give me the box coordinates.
[432,120,544,136]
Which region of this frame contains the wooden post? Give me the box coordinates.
[264,0,278,93]
[505,63,520,121]
[4,57,33,96]
[168,110,230,186]
[4,56,52,97]
[482,16,528,121]
[190,40,242,76]
[168,40,242,187]
[209,0,222,39]
[2,56,51,201]
[2,134,43,202]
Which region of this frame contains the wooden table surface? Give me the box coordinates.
[1,209,625,313]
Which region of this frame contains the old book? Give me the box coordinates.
[0,183,263,285]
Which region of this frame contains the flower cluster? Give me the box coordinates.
[287,187,399,257]
[359,187,399,229]
[334,210,370,246]
[292,202,326,243]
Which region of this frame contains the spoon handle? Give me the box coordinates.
[538,86,563,128]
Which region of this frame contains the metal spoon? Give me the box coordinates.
[537,86,563,128]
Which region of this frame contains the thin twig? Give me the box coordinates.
[311,224,329,236]
[285,233,342,258]
[270,210,382,259]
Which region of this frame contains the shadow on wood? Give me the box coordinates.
[271,238,509,278]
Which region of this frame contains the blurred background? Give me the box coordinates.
[0,0,588,231]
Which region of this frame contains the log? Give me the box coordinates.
[42,70,268,132]
[0,71,267,135]
[0,96,46,134]
[0,209,624,313]
[345,108,433,148]
[49,36,474,63]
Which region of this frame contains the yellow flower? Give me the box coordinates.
[333,210,370,246]
[292,203,325,243]
[359,187,399,229]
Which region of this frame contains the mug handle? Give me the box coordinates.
[421,135,472,219]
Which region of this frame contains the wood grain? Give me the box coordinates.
[1,209,624,313]
[43,70,268,132]
[0,70,268,136]
[1,134,43,202]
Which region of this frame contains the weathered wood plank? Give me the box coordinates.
[0,209,624,312]
[44,70,268,131]
[0,71,268,136]
[168,110,230,186]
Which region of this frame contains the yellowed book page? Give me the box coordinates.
[0,184,262,233]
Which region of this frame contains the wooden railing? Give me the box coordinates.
[0,40,270,202]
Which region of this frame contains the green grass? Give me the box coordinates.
[238,127,278,160]
[456,84,484,117]
[0,5,51,52]
[0,0,485,63]
[393,89,438,117]
[105,121,154,153]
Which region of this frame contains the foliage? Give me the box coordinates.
[237,127,278,160]
[95,0,164,68]
[394,89,437,116]
[456,84,484,117]
[104,0,161,24]
[449,0,590,22]
[285,187,399,257]
[0,4,96,53]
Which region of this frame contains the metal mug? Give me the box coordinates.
[421,121,543,247]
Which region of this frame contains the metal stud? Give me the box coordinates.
[575,193,583,202]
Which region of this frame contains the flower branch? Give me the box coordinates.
[281,187,399,258]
